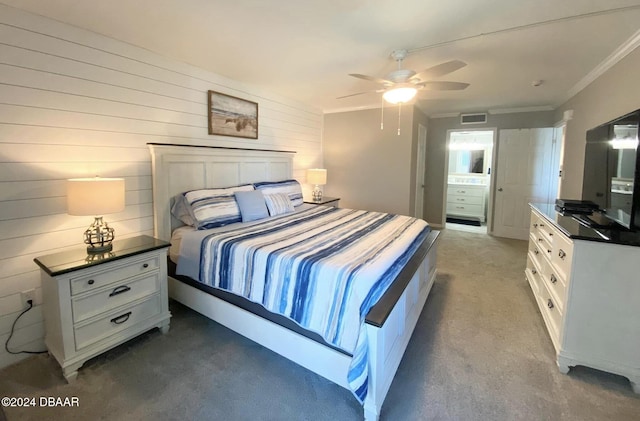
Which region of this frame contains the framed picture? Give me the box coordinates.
[207,90,258,139]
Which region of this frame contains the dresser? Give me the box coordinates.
[446,184,486,222]
[34,235,171,382]
[525,204,640,393]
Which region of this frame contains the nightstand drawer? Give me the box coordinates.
[72,272,161,323]
[74,294,162,351]
[70,255,160,296]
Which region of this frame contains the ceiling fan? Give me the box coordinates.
[338,49,469,104]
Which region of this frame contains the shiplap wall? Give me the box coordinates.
[0,4,323,369]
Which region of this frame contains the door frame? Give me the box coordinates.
[442,128,498,231]
[414,124,427,218]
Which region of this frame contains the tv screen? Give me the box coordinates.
[583,110,640,230]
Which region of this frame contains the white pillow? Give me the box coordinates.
[264,193,295,216]
[253,179,303,207]
[183,184,254,229]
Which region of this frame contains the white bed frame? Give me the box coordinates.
[148,143,439,420]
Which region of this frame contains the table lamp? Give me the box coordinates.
[67,177,125,253]
[307,168,327,202]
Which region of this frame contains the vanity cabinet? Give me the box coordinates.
[446,184,486,222]
[525,204,640,393]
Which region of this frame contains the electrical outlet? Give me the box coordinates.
[21,289,36,307]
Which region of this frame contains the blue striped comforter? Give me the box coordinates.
[176,205,430,403]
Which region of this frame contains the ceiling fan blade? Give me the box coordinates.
[417,81,470,91]
[349,73,394,85]
[410,60,467,82]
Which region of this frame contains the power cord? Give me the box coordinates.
[4,300,48,355]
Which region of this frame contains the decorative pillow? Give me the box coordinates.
[264,193,295,216]
[235,190,269,222]
[253,179,303,207]
[184,184,254,229]
[170,193,196,226]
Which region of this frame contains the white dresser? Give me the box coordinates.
[446,183,486,222]
[35,235,171,382]
[525,204,640,393]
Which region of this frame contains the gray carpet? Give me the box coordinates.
[1,229,639,420]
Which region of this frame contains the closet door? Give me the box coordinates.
[493,128,553,240]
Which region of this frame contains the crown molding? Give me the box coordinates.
[559,28,640,107]
[488,105,554,115]
[323,104,381,114]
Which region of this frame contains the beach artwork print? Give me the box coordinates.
[208,90,258,139]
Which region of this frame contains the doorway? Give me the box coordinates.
[443,129,496,234]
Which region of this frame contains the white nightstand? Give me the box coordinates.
[34,235,171,382]
[304,196,340,207]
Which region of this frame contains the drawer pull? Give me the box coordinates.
[531,268,537,275]
[548,232,553,237]
[457,190,466,193]
[88,279,95,285]
[558,249,566,259]
[550,274,557,284]
[538,238,543,242]
[539,223,544,227]
[142,263,149,269]
[455,206,465,209]
[533,223,538,228]
[534,249,539,255]
[110,312,132,325]
[456,198,465,201]
[109,285,132,297]
[547,249,551,254]
[547,299,554,310]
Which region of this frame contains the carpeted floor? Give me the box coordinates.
[1,229,639,420]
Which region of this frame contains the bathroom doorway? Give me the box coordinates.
[443,129,496,234]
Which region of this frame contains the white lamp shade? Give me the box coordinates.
[382,86,417,104]
[307,168,327,185]
[67,178,125,216]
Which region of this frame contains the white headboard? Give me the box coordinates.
[148,143,295,241]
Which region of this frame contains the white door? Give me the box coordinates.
[493,128,554,240]
[414,124,427,218]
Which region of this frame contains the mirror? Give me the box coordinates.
[449,149,485,174]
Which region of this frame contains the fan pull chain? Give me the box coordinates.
[397,103,402,136]
[380,96,384,130]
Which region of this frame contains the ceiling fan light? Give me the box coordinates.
[383,87,417,104]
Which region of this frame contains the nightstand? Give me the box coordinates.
[34,235,171,382]
[304,196,340,207]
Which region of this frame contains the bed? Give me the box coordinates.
[148,143,440,420]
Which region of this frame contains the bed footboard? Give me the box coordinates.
[363,230,439,420]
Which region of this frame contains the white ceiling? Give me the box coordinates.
[4,0,640,115]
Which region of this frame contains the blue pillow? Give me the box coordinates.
[235,190,269,222]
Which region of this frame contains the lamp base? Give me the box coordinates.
[312,185,323,202]
[84,216,115,254]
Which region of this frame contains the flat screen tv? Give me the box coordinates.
[583,109,640,231]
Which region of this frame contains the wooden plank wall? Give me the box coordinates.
[0,4,323,368]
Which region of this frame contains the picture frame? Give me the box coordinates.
[207,90,258,139]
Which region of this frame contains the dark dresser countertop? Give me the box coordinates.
[34,235,171,277]
[530,203,640,247]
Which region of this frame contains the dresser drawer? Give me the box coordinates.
[552,233,573,281]
[447,194,483,206]
[536,280,563,348]
[70,254,160,296]
[74,294,162,351]
[447,185,485,197]
[72,273,161,323]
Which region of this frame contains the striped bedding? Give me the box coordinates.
[176,205,430,403]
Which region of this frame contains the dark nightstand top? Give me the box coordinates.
[304,196,340,205]
[34,235,171,277]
